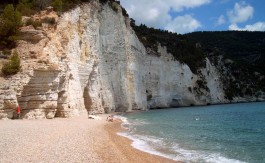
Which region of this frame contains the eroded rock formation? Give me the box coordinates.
[0,1,262,119]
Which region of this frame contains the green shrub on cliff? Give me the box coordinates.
[2,51,21,75]
[17,0,35,16]
[51,0,62,13]
[25,18,42,29]
[0,4,22,48]
[110,2,119,12]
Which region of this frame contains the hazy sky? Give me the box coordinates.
[120,0,265,34]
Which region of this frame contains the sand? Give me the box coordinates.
[0,114,178,163]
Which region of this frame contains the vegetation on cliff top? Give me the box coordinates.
[186,31,265,74]
[186,31,265,100]
[132,23,206,74]
[0,0,123,75]
[131,22,265,100]
[0,4,21,49]
[0,0,124,50]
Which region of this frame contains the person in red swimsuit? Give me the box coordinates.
[17,105,21,119]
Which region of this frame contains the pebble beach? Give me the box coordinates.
[0,114,176,163]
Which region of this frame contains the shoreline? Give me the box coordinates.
[147,100,265,110]
[0,114,179,163]
[102,119,179,163]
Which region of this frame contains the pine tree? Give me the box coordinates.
[0,4,22,47]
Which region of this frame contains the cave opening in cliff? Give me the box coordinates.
[83,86,92,115]
[55,91,66,118]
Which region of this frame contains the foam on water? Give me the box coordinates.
[114,115,130,129]
[117,132,177,161]
[117,130,245,163]
[171,144,246,163]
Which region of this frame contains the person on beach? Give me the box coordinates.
[107,115,114,122]
[17,105,21,119]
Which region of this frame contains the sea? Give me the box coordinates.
[117,102,265,163]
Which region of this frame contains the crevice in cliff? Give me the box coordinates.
[82,62,99,115]
[55,90,66,117]
[83,86,93,114]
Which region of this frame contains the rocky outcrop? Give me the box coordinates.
[0,82,18,119]
[20,26,46,43]
[144,46,226,108]
[0,0,262,119]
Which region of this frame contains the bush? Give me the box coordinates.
[51,0,62,13]
[32,0,52,11]
[2,49,11,55]
[121,6,129,17]
[196,79,210,92]
[17,0,35,16]
[0,4,22,47]
[42,17,56,25]
[2,51,21,75]
[110,2,119,12]
[25,18,42,29]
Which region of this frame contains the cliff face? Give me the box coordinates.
[0,1,260,119]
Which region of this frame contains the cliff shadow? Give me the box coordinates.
[83,86,92,115]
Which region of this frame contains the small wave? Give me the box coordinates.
[117,132,245,163]
[114,115,130,129]
[114,115,129,124]
[115,115,149,130]
[130,120,150,126]
[117,132,176,161]
[171,145,246,163]
[205,154,246,163]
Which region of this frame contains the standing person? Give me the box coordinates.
[17,105,21,119]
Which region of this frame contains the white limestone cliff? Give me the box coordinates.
[0,1,228,119]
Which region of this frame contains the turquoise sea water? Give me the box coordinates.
[118,102,265,163]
